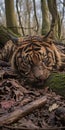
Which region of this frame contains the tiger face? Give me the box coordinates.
[13,48,50,86]
[11,36,61,86]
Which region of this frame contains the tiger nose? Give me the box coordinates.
[36,75,44,80]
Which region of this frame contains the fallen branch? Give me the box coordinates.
[0,96,47,125]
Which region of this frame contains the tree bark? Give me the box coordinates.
[45,72,65,97]
[0,26,19,46]
[5,0,19,35]
[47,0,61,39]
[33,0,39,32]
[41,0,50,35]
[16,0,25,36]
[26,0,31,35]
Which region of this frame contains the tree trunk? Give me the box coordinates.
[26,0,31,35]
[45,72,65,97]
[5,0,19,35]
[47,0,61,39]
[33,0,39,32]
[41,0,50,35]
[16,0,25,36]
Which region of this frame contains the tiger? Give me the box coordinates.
[0,35,65,86]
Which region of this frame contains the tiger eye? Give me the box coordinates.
[18,57,22,63]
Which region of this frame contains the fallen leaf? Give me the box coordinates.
[49,103,59,112]
[1,100,15,109]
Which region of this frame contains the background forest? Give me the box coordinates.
[0,0,65,41]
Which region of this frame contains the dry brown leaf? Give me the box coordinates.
[49,103,59,112]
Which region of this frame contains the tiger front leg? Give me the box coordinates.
[0,40,17,63]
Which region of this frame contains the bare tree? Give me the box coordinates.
[47,0,61,39]
[16,0,25,36]
[41,0,50,35]
[26,0,31,35]
[5,0,19,34]
[33,0,39,32]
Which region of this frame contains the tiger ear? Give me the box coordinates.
[43,29,54,39]
[18,37,23,43]
[41,28,55,44]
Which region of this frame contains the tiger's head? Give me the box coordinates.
[11,36,61,86]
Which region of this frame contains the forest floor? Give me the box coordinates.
[0,62,65,130]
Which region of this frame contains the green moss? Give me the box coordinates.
[0,25,21,46]
[45,72,65,97]
[0,25,21,37]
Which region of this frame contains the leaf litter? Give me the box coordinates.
[0,65,65,129]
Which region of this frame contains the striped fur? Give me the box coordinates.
[0,36,64,85]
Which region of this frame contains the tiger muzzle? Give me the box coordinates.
[32,64,50,86]
[22,64,50,86]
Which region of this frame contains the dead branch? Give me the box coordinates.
[0,96,47,125]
